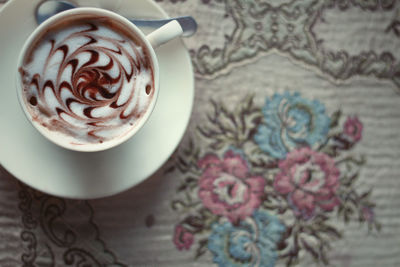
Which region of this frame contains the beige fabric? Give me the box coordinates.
[1,0,400,266]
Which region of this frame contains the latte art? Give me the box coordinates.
[19,19,155,144]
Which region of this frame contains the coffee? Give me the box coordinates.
[18,16,155,145]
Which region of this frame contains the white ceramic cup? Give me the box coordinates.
[16,7,182,152]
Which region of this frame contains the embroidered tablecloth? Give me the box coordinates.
[1,0,400,266]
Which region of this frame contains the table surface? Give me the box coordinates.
[1,0,400,266]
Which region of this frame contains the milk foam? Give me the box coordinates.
[19,18,155,144]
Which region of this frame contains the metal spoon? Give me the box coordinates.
[35,0,197,37]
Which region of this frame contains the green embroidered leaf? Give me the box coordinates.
[360,189,372,200]
[171,200,185,211]
[320,144,337,157]
[321,225,342,239]
[176,177,198,193]
[171,193,200,211]
[375,222,382,232]
[299,226,332,265]
[285,256,300,267]
[337,204,344,217]
[330,110,342,128]
[344,206,354,224]
[183,215,204,230]
[177,183,187,192]
[320,248,329,265]
[341,173,359,187]
[183,137,195,156]
[314,214,329,222]
[300,238,319,260]
[198,95,261,149]
[164,165,176,174]
[195,239,208,259]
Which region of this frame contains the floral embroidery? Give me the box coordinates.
[198,150,265,223]
[343,116,363,142]
[208,210,285,267]
[170,92,380,266]
[274,147,340,219]
[254,92,330,159]
[190,0,400,94]
[173,225,194,250]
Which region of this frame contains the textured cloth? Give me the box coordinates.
[1,0,400,266]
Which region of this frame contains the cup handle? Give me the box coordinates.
[146,20,183,49]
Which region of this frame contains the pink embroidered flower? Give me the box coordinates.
[198,150,265,223]
[343,116,363,142]
[274,147,340,218]
[173,225,194,250]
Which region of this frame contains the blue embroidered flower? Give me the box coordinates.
[254,92,330,159]
[208,210,285,267]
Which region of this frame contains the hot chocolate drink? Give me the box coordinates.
[18,16,156,145]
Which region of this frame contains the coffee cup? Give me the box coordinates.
[16,7,182,152]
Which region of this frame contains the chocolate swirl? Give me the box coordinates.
[19,19,155,144]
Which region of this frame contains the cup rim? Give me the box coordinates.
[16,7,160,152]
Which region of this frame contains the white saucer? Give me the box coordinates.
[0,0,194,199]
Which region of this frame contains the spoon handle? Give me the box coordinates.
[131,16,197,37]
